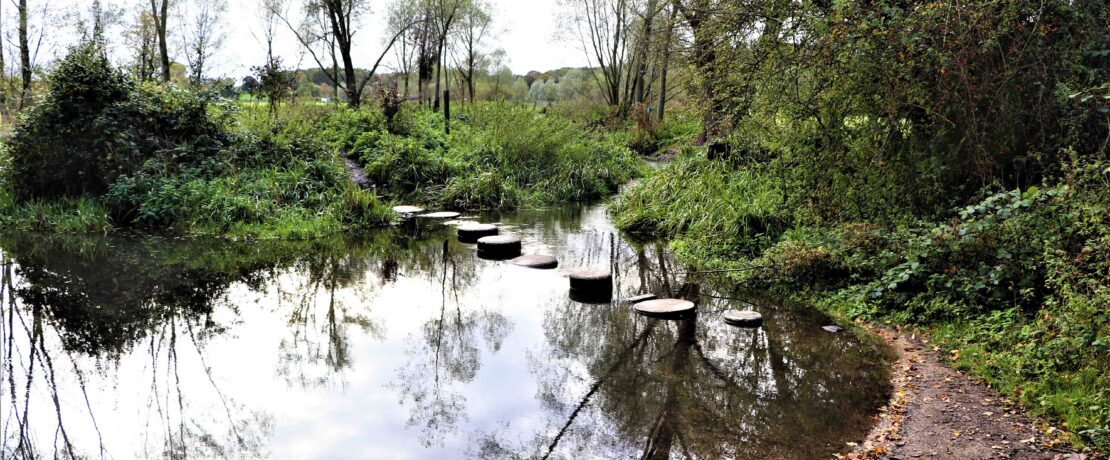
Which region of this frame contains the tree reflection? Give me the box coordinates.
[476,243,892,459]
[0,233,379,458]
[394,238,514,447]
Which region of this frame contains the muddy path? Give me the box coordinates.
[846,327,1095,460]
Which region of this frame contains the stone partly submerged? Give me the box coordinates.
[623,293,658,305]
[476,235,522,260]
[418,211,462,219]
[457,224,499,243]
[567,268,613,303]
[634,299,696,319]
[511,255,559,269]
[723,310,764,328]
[392,205,425,215]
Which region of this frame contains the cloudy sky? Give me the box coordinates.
[29,0,590,79]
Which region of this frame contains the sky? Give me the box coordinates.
[35,0,591,80]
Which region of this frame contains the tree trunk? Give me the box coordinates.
[656,7,676,122]
[18,0,31,107]
[150,0,171,82]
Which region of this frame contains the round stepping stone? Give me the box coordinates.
[634,299,696,319]
[568,269,612,293]
[723,310,764,328]
[512,255,559,269]
[457,224,499,243]
[477,235,522,259]
[393,205,424,215]
[624,293,657,305]
[823,325,843,333]
[419,211,461,219]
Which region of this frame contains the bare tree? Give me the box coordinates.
[432,0,462,110]
[180,0,227,84]
[452,0,492,104]
[273,0,412,108]
[387,0,422,99]
[563,0,634,112]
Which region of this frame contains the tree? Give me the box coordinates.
[17,0,32,107]
[452,0,492,104]
[563,0,634,112]
[148,0,172,82]
[274,0,412,108]
[180,0,227,84]
[431,0,463,110]
[125,10,161,82]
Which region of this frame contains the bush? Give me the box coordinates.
[7,44,233,201]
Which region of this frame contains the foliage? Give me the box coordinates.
[612,152,784,255]
[6,43,228,200]
[0,45,392,238]
[346,103,641,209]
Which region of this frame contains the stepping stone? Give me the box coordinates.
[568,269,612,293]
[823,325,843,333]
[634,299,696,319]
[723,310,763,328]
[624,294,657,305]
[458,224,499,243]
[477,235,522,259]
[419,211,461,219]
[512,255,559,269]
[392,205,425,214]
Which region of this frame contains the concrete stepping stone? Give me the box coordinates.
[634,299,696,319]
[419,211,461,219]
[723,310,764,328]
[392,205,425,214]
[458,224,499,243]
[477,235,522,259]
[512,255,559,269]
[568,269,612,292]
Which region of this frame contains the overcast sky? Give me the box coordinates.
[34,0,590,79]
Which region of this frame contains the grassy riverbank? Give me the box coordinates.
[613,153,1109,450]
[0,45,639,238]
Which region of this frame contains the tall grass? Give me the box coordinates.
[612,152,784,254]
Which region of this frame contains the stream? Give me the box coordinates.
[0,203,891,459]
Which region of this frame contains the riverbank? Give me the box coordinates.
[612,152,1109,453]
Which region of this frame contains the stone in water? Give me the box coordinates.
[634,299,696,319]
[723,310,764,328]
[512,255,559,269]
[458,224,499,243]
[392,205,424,214]
[419,211,461,219]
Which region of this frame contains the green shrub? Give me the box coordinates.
[6,44,233,201]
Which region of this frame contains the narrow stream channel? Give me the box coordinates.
[0,203,891,459]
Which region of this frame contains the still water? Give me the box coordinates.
[0,204,891,459]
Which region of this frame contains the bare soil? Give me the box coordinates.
[845,326,1094,460]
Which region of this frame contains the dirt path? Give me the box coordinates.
[342,155,372,189]
[846,327,1092,460]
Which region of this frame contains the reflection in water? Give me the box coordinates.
[0,205,891,459]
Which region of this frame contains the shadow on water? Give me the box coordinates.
[0,204,891,459]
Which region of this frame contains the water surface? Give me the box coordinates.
[0,205,891,459]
